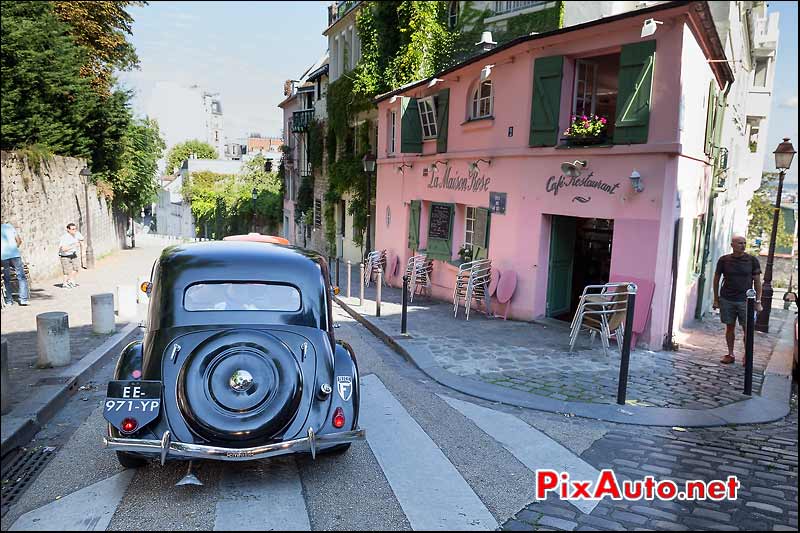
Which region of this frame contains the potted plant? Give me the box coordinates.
[457,245,473,264]
[562,115,608,146]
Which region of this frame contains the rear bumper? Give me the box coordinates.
[103,426,365,463]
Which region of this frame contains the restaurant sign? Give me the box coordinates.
[545,171,621,203]
[427,165,491,193]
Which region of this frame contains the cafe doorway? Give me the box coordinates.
[546,216,614,321]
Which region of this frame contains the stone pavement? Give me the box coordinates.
[330,261,794,425]
[0,234,173,453]
[502,386,799,531]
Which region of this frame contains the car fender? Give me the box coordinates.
[113,340,143,380]
[326,340,360,431]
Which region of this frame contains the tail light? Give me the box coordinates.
[121,418,138,433]
[332,407,346,429]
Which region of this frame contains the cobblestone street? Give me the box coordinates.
[502,387,799,531]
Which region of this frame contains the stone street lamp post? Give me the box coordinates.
[362,152,376,260]
[756,137,796,333]
[80,166,95,269]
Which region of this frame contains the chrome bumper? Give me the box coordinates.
[104,426,366,463]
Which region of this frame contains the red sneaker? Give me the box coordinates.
[720,354,735,364]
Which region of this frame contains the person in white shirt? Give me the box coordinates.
[58,223,84,289]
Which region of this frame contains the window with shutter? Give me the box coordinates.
[408,200,421,251]
[436,88,450,153]
[529,55,564,147]
[400,97,423,153]
[613,40,656,144]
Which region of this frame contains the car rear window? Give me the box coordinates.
[184,282,301,312]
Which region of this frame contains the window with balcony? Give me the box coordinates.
[471,81,493,119]
[418,96,438,139]
[753,57,769,88]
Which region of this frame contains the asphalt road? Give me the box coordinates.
[2,303,608,531]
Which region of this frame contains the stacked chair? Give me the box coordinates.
[405,255,433,303]
[568,282,636,356]
[453,259,492,320]
[363,249,387,288]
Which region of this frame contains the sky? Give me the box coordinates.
[118,1,798,183]
[762,1,798,185]
[118,1,328,142]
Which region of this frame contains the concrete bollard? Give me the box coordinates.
[347,261,352,299]
[1,339,9,414]
[36,312,71,368]
[359,263,365,307]
[117,284,138,320]
[376,268,383,317]
[91,293,115,334]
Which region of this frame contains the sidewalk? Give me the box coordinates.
[331,262,795,427]
[0,234,173,455]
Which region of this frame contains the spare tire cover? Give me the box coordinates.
[177,329,302,440]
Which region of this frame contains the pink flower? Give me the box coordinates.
[600,117,607,124]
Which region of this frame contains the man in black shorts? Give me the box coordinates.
[713,235,762,364]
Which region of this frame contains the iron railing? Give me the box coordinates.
[494,1,548,15]
[291,109,314,133]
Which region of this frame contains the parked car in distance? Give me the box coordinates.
[103,238,365,468]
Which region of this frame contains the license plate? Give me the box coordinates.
[103,381,161,432]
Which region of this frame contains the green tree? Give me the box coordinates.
[165,140,218,175]
[747,172,794,253]
[110,117,166,212]
[53,1,145,96]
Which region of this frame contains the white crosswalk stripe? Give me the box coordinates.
[440,394,601,514]
[214,457,310,531]
[360,374,498,531]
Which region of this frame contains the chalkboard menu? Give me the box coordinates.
[428,203,453,240]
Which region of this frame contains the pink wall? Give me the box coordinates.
[372,6,721,349]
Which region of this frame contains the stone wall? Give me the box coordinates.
[1,151,126,281]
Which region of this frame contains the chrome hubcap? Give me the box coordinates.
[229,369,254,392]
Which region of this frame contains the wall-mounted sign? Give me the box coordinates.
[428,203,453,240]
[427,164,491,193]
[545,171,620,204]
[489,192,507,215]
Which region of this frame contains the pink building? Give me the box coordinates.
[373,2,734,349]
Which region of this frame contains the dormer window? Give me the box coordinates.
[418,96,438,139]
[471,80,493,119]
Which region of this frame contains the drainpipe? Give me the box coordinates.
[695,81,731,319]
[664,218,682,350]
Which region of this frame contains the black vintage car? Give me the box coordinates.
[102,239,365,468]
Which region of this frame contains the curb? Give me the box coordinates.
[335,295,795,428]
[0,322,141,457]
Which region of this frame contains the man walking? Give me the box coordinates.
[1,221,30,305]
[59,223,84,289]
[713,234,763,364]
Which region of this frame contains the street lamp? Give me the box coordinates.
[756,137,796,332]
[251,187,258,233]
[79,166,95,269]
[362,152,376,258]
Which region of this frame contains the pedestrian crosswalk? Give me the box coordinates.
[9,374,598,531]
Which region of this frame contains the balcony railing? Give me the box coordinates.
[328,1,360,27]
[291,109,314,133]
[494,0,547,15]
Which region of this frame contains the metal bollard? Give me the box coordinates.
[616,284,637,405]
[347,261,352,299]
[1,339,9,414]
[359,263,364,306]
[376,268,382,317]
[91,293,115,334]
[401,275,409,334]
[117,284,138,320]
[744,288,756,395]
[335,258,340,287]
[36,312,71,368]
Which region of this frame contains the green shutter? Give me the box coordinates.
[614,40,656,144]
[401,97,423,153]
[704,81,716,156]
[712,91,726,162]
[529,55,564,147]
[426,202,454,261]
[436,88,450,153]
[408,200,421,250]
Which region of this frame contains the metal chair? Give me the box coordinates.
[405,255,432,303]
[569,283,634,356]
[363,250,387,288]
[453,259,492,320]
